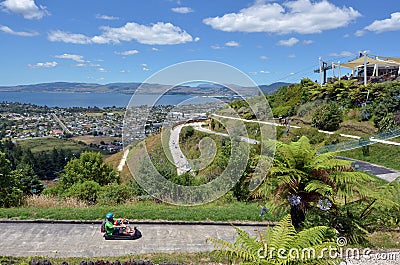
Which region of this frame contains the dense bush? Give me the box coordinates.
[97,183,135,205]
[271,105,293,117]
[59,151,119,189]
[311,102,343,131]
[63,180,101,204]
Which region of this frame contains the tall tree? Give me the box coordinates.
[0,152,23,207]
[59,151,118,189]
[16,163,44,195]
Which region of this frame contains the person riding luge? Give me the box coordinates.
[104,212,136,236]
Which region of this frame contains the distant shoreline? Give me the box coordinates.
[0,91,221,108]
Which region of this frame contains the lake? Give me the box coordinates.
[0,92,216,108]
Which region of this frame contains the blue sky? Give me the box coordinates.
[1,0,400,86]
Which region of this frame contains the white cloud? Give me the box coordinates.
[141,63,147,67]
[288,54,296,58]
[303,39,314,44]
[28,61,57,68]
[260,70,270,74]
[211,44,221,49]
[194,37,200,42]
[0,24,38,36]
[203,0,361,34]
[55,53,85,62]
[171,7,193,14]
[260,55,268,60]
[98,67,107,73]
[225,41,240,47]
[115,50,139,56]
[93,22,194,45]
[277,37,299,46]
[328,51,355,57]
[48,30,92,44]
[354,29,365,37]
[1,0,48,19]
[49,22,194,45]
[96,14,119,20]
[364,12,400,33]
[151,47,159,51]
[142,67,150,71]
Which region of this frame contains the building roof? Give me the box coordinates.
[341,56,400,69]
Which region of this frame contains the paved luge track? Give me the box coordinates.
[0,222,262,257]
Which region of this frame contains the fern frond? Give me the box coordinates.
[305,180,333,195]
[289,226,332,249]
[269,214,297,249]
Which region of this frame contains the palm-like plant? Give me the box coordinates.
[250,136,393,233]
[207,214,340,265]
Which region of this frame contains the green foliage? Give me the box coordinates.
[97,183,136,205]
[16,163,44,195]
[183,126,194,139]
[0,201,273,222]
[304,179,400,245]
[290,127,327,145]
[272,105,293,117]
[339,142,400,171]
[373,87,400,130]
[0,139,78,180]
[169,172,202,186]
[229,99,250,110]
[0,152,24,207]
[296,100,324,118]
[208,214,339,265]
[63,180,101,204]
[311,102,343,131]
[59,151,119,189]
[250,136,396,241]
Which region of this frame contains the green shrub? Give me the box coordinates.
[311,102,343,131]
[41,185,63,196]
[63,180,101,204]
[296,100,324,118]
[97,183,135,205]
[183,126,194,139]
[272,105,293,117]
[0,187,24,208]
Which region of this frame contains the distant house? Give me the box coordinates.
[107,144,117,152]
[53,129,63,135]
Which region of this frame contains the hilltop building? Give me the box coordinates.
[316,53,400,85]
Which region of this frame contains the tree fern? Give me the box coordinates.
[250,136,400,240]
[207,214,340,265]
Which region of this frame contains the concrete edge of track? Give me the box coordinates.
[0,218,276,227]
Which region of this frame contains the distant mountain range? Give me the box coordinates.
[0,81,291,96]
[259,82,292,94]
